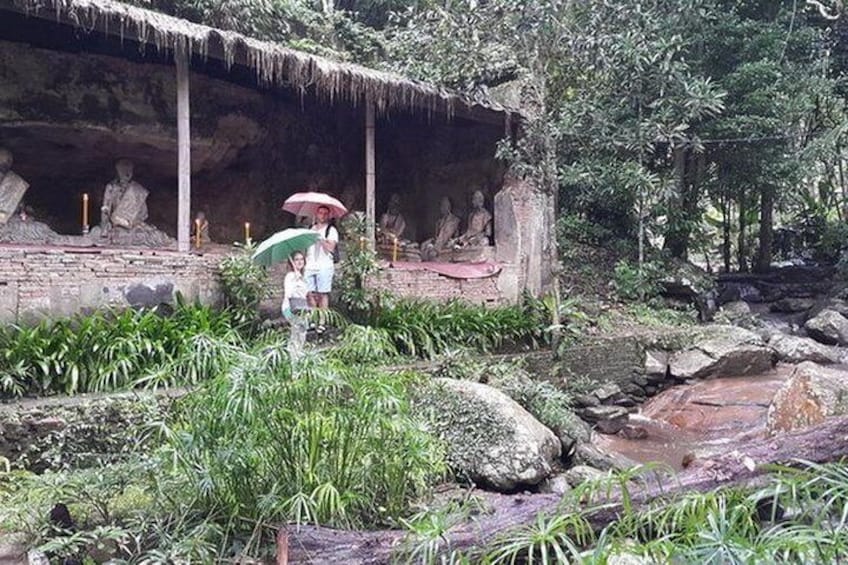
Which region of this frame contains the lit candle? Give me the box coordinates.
[195,218,201,249]
[244,222,251,244]
[392,235,398,263]
[82,193,89,233]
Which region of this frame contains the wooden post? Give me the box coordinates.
[276,527,289,565]
[175,47,191,253]
[365,100,376,248]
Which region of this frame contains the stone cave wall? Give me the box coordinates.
[374,116,506,243]
[0,38,367,243]
[0,36,510,249]
[0,32,554,316]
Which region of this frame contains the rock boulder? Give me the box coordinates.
[804,309,848,346]
[414,378,561,491]
[767,362,848,434]
[768,334,845,365]
[668,325,774,380]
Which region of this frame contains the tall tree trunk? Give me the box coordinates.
[839,153,848,220]
[738,191,748,273]
[722,194,731,273]
[755,186,774,273]
[664,145,688,258]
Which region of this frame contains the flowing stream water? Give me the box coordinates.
[592,366,798,470]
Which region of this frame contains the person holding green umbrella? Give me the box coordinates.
[251,228,319,360]
[282,250,309,360]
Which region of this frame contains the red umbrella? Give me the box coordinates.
[282,192,348,219]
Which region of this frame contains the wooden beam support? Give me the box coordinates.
[175,46,191,253]
[365,100,376,248]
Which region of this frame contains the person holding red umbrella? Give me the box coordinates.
[282,192,347,320]
[305,205,338,315]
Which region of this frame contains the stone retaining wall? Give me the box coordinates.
[0,245,223,323]
[0,389,181,471]
[366,265,506,304]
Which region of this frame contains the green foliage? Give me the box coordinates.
[372,298,549,359]
[814,220,848,263]
[162,346,445,529]
[557,213,615,247]
[625,302,697,327]
[0,459,235,563]
[486,512,593,564]
[130,0,387,63]
[612,260,663,302]
[4,396,164,472]
[398,494,487,564]
[335,213,386,322]
[0,302,236,398]
[328,324,401,364]
[218,245,269,329]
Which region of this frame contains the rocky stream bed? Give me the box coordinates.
[283,265,848,562]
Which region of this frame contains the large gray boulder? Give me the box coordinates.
[804,309,848,346]
[768,334,845,365]
[767,362,848,434]
[414,378,561,491]
[668,325,774,380]
[484,367,590,456]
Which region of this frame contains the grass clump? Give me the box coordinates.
[372,298,550,359]
[162,346,445,531]
[0,300,237,398]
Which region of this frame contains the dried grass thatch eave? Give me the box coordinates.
[3,0,520,123]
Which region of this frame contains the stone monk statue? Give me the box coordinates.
[421,196,460,261]
[0,148,68,244]
[0,148,29,226]
[91,159,174,247]
[452,189,492,248]
[100,159,149,237]
[378,193,407,244]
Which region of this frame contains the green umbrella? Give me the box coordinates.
[251,228,319,267]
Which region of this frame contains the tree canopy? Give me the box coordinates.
[135,0,848,271]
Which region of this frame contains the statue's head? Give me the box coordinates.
[471,190,485,209]
[115,159,134,183]
[388,193,401,213]
[439,196,452,215]
[0,148,12,173]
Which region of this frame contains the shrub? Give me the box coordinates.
[0,302,236,398]
[371,298,549,359]
[162,347,444,529]
[335,213,386,323]
[814,220,848,263]
[328,324,401,364]
[557,213,615,246]
[612,260,663,302]
[218,246,269,329]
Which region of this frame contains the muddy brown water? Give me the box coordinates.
[593,365,800,471]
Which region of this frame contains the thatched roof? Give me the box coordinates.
[3,0,518,123]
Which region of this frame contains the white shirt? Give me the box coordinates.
[282,271,308,312]
[307,223,338,271]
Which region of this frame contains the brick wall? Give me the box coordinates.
[0,246,517,323]
[366,265,505,305]
[0,245,222,323]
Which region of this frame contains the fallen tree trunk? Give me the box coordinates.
[283,416,848,564]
